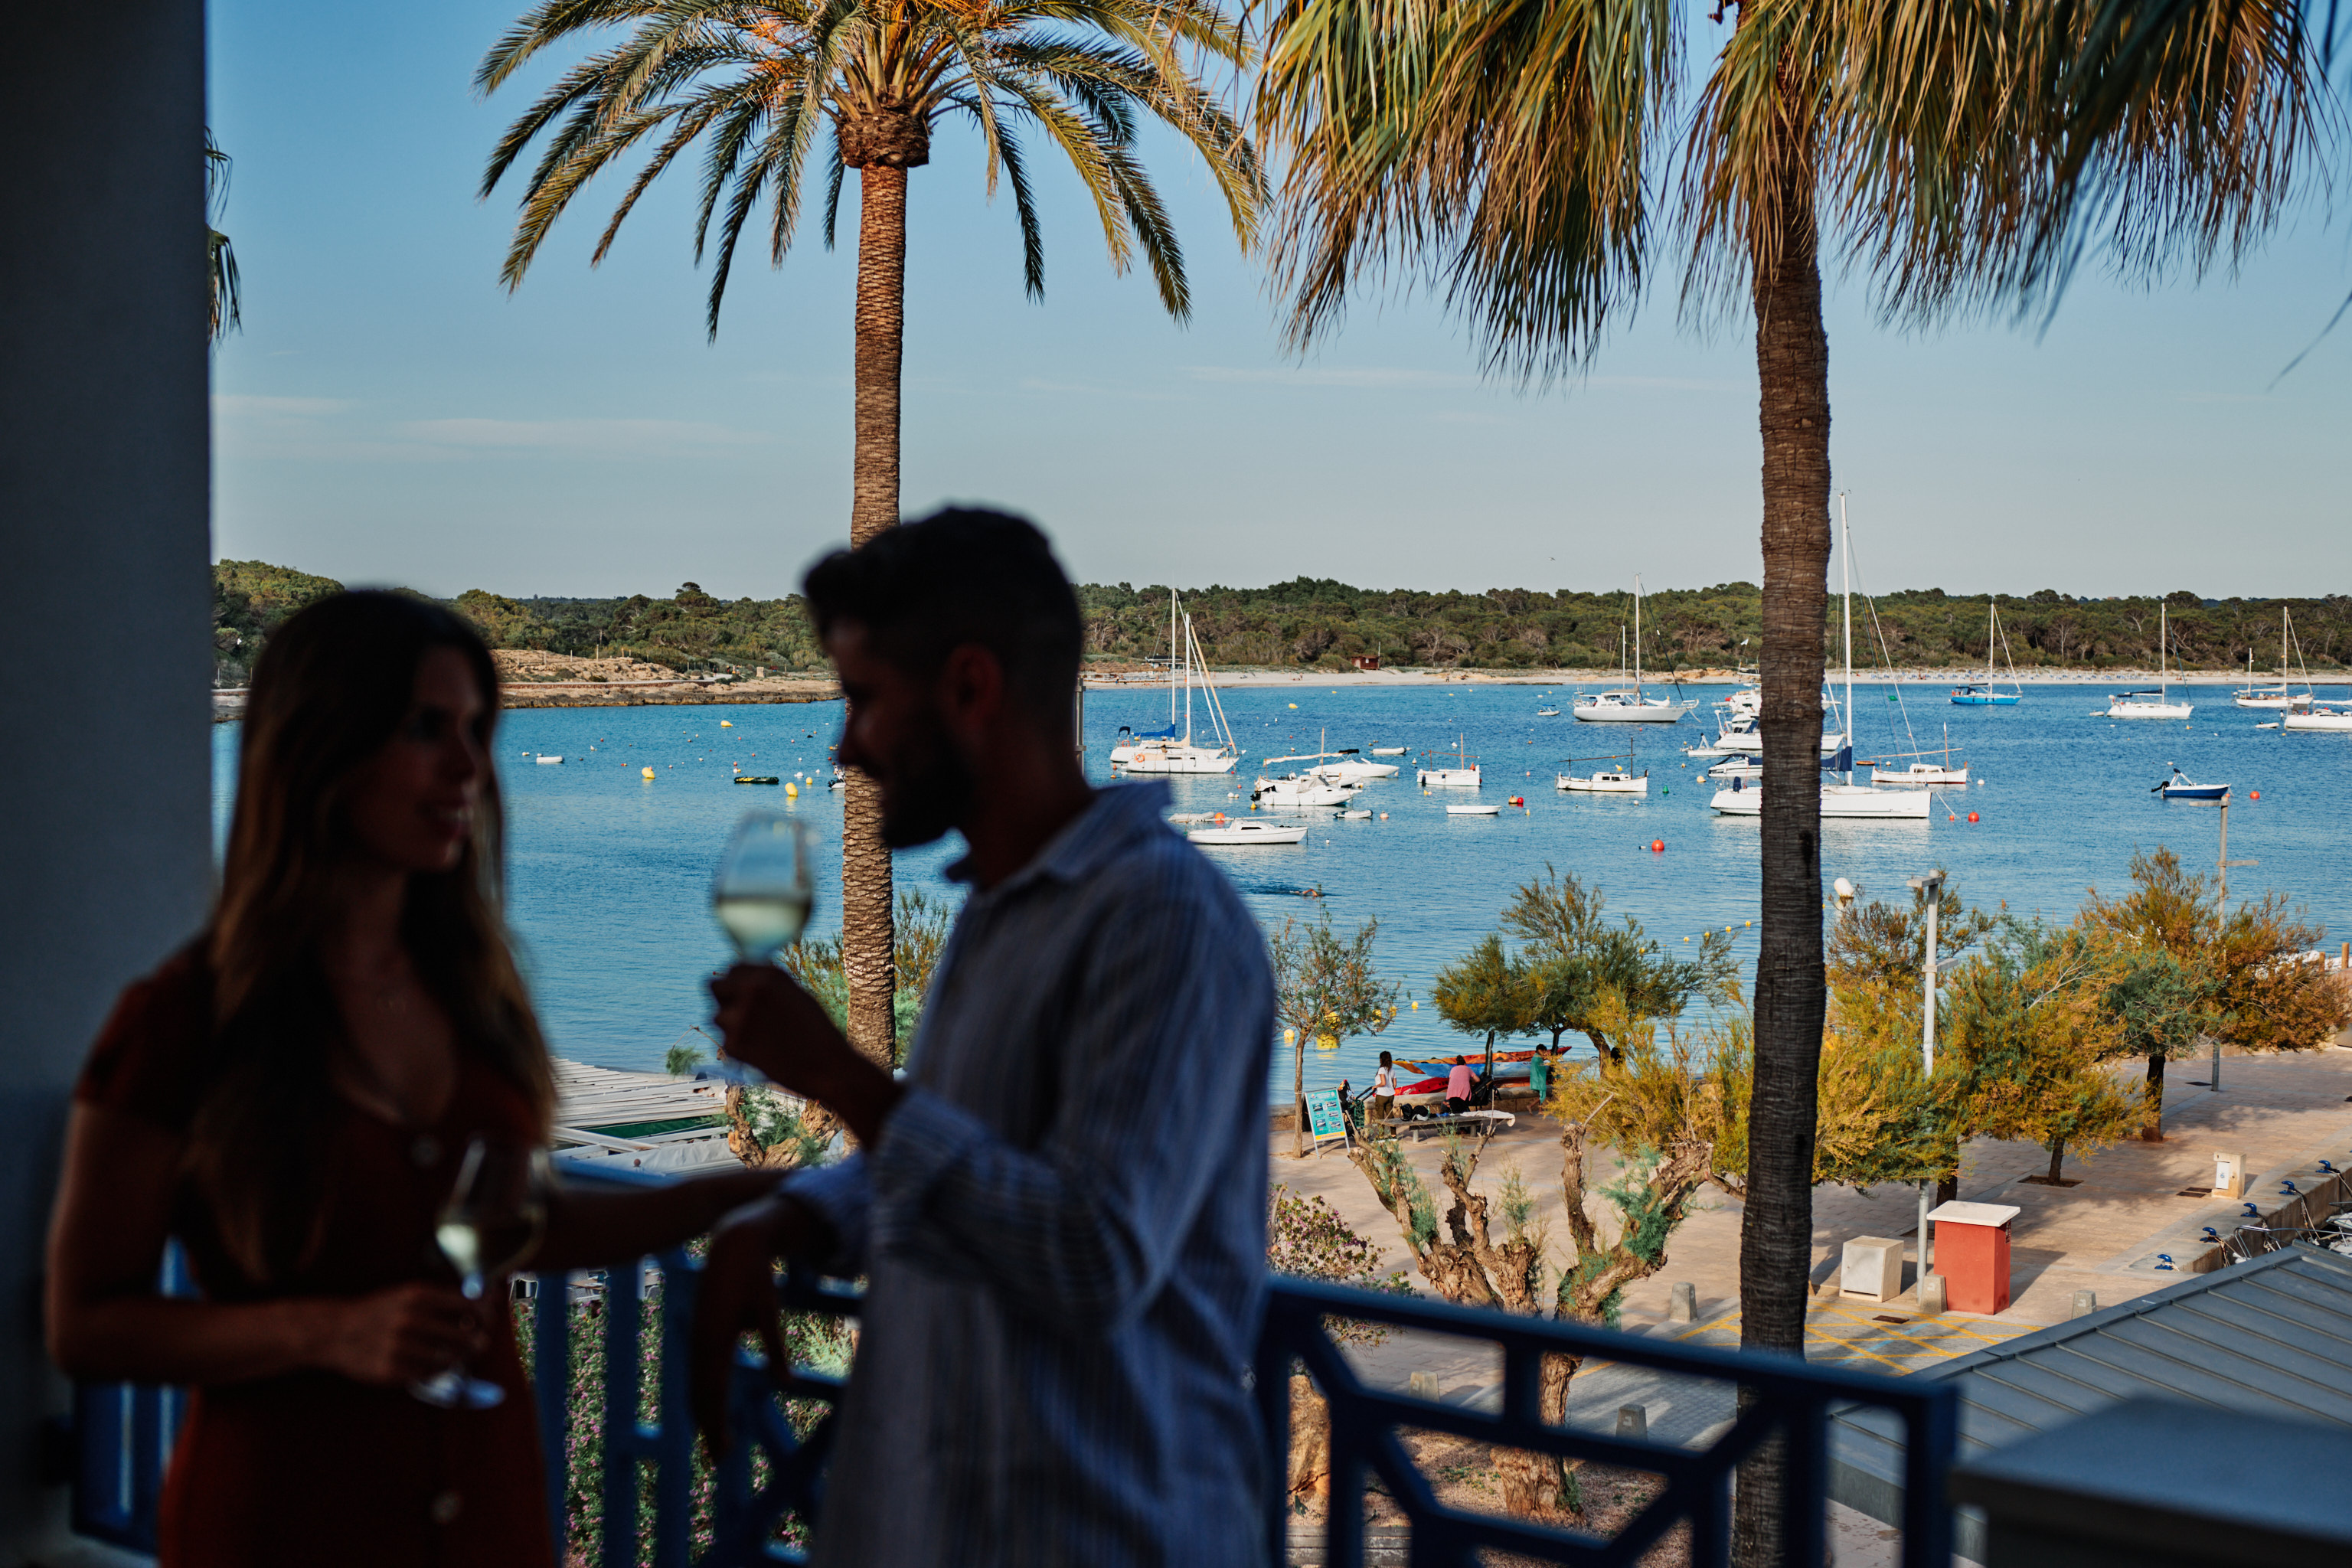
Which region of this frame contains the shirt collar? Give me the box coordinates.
[945,781,1172,898]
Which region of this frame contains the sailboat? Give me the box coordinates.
[2233,608,2311,710]
[1119,599,1240,773]
[1573,577,1697,722]
[1263,730,1400,785]
[1712,497,1928,820]
[1870,724,1969,787]
[1950,601,2024,706]
[1416,735,1481,788]
[2103,604,2194,720]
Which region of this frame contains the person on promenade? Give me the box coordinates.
[691,508,1276,1568]
[45,593,781,1568]
[1370,1050,1396,1123]
[1445,1055,1475,1115]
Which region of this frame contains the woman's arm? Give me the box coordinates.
[46,1105,480,1387]
[532,1166,785,1273]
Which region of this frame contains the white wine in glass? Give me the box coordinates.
[713,813,816,963]
[412,1138,549,1411]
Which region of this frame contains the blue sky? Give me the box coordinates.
[208,0,2352,603]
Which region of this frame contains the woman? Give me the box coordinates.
[1445,1054,1474,1115]
[1370,1050,1396,1124]
[45,593,777,1566]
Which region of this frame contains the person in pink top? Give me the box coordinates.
[1445,1056,1475,1115]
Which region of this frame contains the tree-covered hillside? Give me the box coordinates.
[211,560,2350,685]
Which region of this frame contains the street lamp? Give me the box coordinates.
[1907,871,1945,1272]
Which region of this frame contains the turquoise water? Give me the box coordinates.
[211,679,2350,1097]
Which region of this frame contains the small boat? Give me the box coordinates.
[1446,802,1503,816]
[1369,746,1408,756]
[1572,577,1697,722]
[2283,702,2352,732]
[2234,609,2313,710]
[1187,818,1306,845]
[1706,757,1762,782]
[1950,602,2024,705]
[1535,706,1561,718]
[1871,761,1969,786]
[2102,604,2194,720]
[1416,734,1481,789]
[1558,769,1648,794]
[2153,766,2227,802]
[535,754,564,764]
[1341,809,1373,820]
[733,776,781,786]
[1252,773,1358,808]
[1710,782,1932,819]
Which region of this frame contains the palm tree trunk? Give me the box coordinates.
[840,163,908,1070]
[1736,123,1832,1568]
[2141,1051,2166,1142]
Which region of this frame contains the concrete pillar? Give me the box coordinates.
[0,0,213,1553]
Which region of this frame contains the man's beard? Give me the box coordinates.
[877,723,975,849]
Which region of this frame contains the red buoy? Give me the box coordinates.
[1967,812,1979,822]
[2250,790,2260,800]
[1651,838,1665,853]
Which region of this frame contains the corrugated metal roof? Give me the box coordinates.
[1831,1245,2352,1551]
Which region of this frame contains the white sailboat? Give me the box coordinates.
[2102,604,2194,720]
[2282,700,2352,732]
[1416,735,1481,788]
[1573,577,1697,722]
[1713,497,1927,820]
[2233,608,2311,710]
[1557,763,1648,795]
[1251,773,1360,808]
[1121,603,1240,774]
[1262,730,1400,785]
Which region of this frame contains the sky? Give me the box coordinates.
[207,0,2352,603]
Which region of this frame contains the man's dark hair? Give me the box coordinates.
[804,508,1082,718]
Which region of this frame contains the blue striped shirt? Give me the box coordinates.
[787,781,1275,1568]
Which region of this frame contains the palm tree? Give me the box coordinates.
[479,0,1261,1066]
[206,131,241,343]
[1256,0,2318,1550]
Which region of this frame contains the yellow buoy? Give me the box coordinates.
[641,766,655,780]
[1284,1027,1297,1042]
[1287,703,1298,709]
[720,720,733,727]
[785,782,799,798]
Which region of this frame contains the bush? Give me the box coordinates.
[1267,1184,1413,1344]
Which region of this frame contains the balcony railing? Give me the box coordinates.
[73,1167,1955,1566]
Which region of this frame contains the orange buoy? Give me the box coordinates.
[2250,790,2260,800]
[1651,838,1665,853]
[1967,812,1979,822]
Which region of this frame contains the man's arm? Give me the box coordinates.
[864,876,1270,1331]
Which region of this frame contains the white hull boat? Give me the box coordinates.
[1125,743,1240,775]
[1557,769,1648,795]
[1706,757,1761,782]
[1369,746,1408,756]
[2283,704,2352,731]
[1252,774,1357,808]
[2102,604,2191,720]
[1416,733,1481,789]
[535,755,564,764]
[1187,819,1306,845]
[1573,691,1696,723]
[1312,759,1400,783]
[1710,782,1931,819]
[2235,609,2313,710]
[1871,763,1969,787]
[1707,712,1844,757]
[1446,802,1503,816]
[1116,596,1240,773]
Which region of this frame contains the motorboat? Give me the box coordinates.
[2102,604,2193,720]
[1704,710,1843,758]
[1416,735,1481,789]
[1187,818,1306,845]
[1265,731,1399,785]
[1117,596,1240,774]
[1950,602,2024,705]
[1369,746,1408,756]
[1557,767,1648,795]
[1252,773,1358,808]
[1446,802,1503,816]
[2283,703,2352,732]
[2153,766,2228,802]
[1871,761,1969,787]
[1705,757,1762,782]
[1536,706,1561,718]
[1573,576,1697,722]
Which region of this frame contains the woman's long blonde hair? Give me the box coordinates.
[193,591,554,1283]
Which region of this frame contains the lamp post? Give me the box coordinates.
[1907,871,1945,1272]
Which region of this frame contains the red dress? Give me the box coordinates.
[75,949,555,1568]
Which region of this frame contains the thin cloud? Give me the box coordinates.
[402,417,771,452]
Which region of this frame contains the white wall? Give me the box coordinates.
[0,0,213,1551]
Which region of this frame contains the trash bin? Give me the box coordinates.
[1926,1200,2021,1315]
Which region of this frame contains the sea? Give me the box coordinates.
[211,679,2350,1099]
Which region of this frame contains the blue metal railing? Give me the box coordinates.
[72,1169,1955,1566]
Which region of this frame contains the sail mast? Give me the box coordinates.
[1841,494,1854,782]
[1634,575,1644,702]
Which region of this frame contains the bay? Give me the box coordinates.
[211,679,2350,1100]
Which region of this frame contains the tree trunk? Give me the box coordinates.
[839,163,907,1070]
[1293,1029,1308,1159]
[2140,1052,2166,1142]
[1737,70,1831,1568]
[2045,1135,2068,1185]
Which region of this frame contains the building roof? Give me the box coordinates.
[1831,1245,2352,1551]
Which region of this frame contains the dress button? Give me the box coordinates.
[411,1135,441,1168]
[429,1489,463,1525]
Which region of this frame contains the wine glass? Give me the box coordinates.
[712,812,816,964]
[411,1138,550,1410]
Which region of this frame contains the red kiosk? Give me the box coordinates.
[1927,1200,2021,1315]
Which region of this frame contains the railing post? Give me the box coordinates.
[535,1275,573,1566]
[650,1253,697,1568]
[600,1263,645,1568]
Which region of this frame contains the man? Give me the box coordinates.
[691,508,1275,1567]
